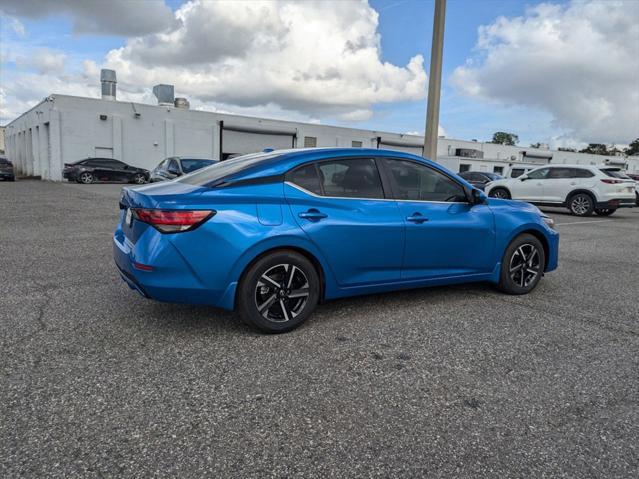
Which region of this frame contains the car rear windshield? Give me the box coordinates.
[178,151,281,186]
[180,159,216,174]
[600,168,631,179]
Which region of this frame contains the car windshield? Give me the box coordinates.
[484,172,502,180]
[600,168,631,179]
[178,151,282,186]
[180,159,216,174]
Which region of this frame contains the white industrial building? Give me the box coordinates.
[4,69,638,181]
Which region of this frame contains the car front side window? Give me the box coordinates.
[384,159,467,202]
[527,168,550,180]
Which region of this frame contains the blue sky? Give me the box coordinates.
[1,0,637,147]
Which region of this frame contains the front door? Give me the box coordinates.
[514,167,549,201]
[284,158,404,286]
[381,158,496,280]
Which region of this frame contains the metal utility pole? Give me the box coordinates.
[423,0,446,161]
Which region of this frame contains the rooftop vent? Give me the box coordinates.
[153,84,175,106]
[100,69,117,101]
[174,97,190,109]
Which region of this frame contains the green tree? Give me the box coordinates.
[530,142,542,148]
[558,147,577,152]
[624,138,639,156]
[579,143,609,155]
[490,131,519,146]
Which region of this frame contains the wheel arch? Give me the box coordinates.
[511,228,550,271]
[233,243,329,310]
[488,185,511,198]
[565,188,597,205]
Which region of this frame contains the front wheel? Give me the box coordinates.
[594,208,616,216]
[132,173,147,184]
[568,193,594,216]
[489,187,511,199]
[498,234,545,295]
[237,250,320,333]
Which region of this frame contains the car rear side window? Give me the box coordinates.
[573,168,595,178]
[384,158,467,202]
[547,168,575,179]
[288,163,322,195]
[317,158,384,199]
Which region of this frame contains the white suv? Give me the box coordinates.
[485,165,636,216]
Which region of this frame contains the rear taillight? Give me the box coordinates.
[600,179,623,184]
[132,209,215,233]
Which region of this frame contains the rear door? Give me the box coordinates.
[284,157,405,286]
[88,159,112,181]
[380,158,496,280]
[543,167,579,202]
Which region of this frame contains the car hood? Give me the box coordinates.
[486,197,541,214]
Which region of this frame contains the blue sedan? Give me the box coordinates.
[114,148,559,333]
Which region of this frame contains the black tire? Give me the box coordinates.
[489,187,511,199]
[498,233,545,295]
[594,208,616,216]
[77,171,94,184]
[567,192,594,216]
[635,192,639,207]
[132,173,147,184]
[237,250,320,333]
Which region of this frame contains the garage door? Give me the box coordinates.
[220,122,296,160]
[377,138,424,156]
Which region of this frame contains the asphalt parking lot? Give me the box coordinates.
[1,180,638,478]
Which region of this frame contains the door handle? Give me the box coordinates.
[406,213,428,224]
[298,209,327,221]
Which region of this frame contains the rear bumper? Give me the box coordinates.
[596,198,635,209]
[112,223,235,310]
[0,172,14,180]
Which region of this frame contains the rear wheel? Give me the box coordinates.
[78,172,94,184]
[498,234,545,295]
[568,193,594,216]
[489,187,510,199]
[594,208,616,216]
[237,250,320,333]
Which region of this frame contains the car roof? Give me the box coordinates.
[220,147,443,182]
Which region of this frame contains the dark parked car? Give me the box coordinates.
[63,158,149,184]
[459,171,503,190]
[0,158,15,181]
[150,157,217,182]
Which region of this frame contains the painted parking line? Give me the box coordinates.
[555,219,613,226]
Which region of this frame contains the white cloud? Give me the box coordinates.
[451,0,639,144]
[104,0,427,118]
[0,0,174,36]
[1,0,426,125]
[15,48,66,74]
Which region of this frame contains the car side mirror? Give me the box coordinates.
[519,175,528,181]
[167,167,180,175]
[470,188,487,205]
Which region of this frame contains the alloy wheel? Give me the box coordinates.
[134,174,146,184]
[508,243,541,288]
[80,172,93,184]
[571,195,591,215]
[492,189,508,199]
[254,263,310,323]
